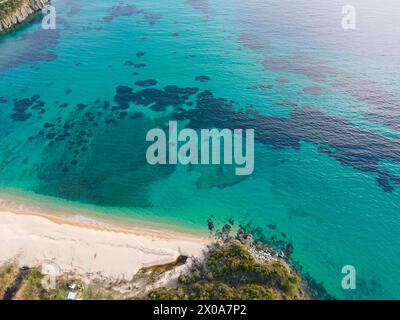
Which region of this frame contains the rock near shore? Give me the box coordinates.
[0,0,49,33]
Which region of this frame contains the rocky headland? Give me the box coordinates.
[0,0,49,33]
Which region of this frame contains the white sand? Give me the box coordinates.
[0,210,209,282]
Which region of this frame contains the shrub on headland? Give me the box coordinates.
[0,0,24,20]
[148,241,306,300]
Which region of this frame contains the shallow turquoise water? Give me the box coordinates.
[1,0,400,299]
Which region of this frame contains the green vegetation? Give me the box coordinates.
[0,267,125,300]
[148,242,306,300]
[0,265,19,298]
[0,0,24,20]
[15,268,45,299]
[0,266,46,300]
[27,276,123,300]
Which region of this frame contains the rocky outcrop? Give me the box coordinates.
[0,0,49,33]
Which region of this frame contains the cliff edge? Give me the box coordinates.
[0,0,49,33]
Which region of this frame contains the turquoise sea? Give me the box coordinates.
[1,0,400,299]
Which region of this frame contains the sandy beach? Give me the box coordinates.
[0,209,209,283]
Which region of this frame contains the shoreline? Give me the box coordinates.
[0,0,49,34]
[0,192,314,300]
[0,188,208,238]
[0,206,210,283]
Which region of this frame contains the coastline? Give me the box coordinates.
[0,206,210,283]
[0,0,48,34]
[0,191,312,300]
[0,188,208,238]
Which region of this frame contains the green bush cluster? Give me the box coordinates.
[148,243,304,300]
[0,0,24,20]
